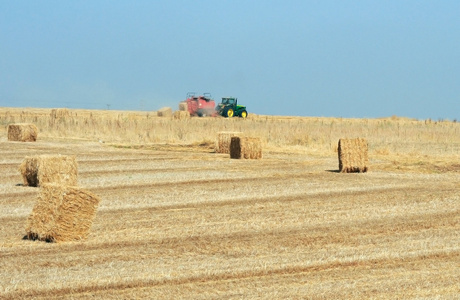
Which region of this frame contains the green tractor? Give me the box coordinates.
[216,97,248,118]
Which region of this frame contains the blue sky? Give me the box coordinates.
[1,1,459,119]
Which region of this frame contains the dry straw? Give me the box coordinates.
[216,131,243,154]
[50,108,71,119]
[230,136,262,159]
[338,138,369,173]
[19,155,78,187]
[178,101,188,111]
[25,183,101,242]
[7,123,38,142]
[173,110,191,120]
[157,107,173,117]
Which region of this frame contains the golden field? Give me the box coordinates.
[0,107,459,299]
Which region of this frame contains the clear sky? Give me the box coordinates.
[1,1,459,119]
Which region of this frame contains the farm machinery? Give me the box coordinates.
[215,97,247,118]
[179,93,248,118]
[180,92,216,117]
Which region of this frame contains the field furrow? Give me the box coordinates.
[1,133,459,299]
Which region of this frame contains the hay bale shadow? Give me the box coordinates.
[22,234,54,243]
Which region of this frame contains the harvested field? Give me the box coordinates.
[0,109,460,299]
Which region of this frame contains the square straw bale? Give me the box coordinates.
[230,136,262,159]
[50,108,71,119]
[157,107,173,117]
[178,101,188,111]
[7,123,38,142]
[216,131,243,154]
[338,138,369,173]
[25,184,101,242]
[19,155,78,187]
[173,110,190,120]
[49,108,71,125]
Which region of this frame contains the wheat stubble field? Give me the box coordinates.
[1,107,459,299]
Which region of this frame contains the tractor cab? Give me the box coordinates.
[221,97,236,105]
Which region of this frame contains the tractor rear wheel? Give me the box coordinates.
[224,108,234,118]
[240,110,247,118]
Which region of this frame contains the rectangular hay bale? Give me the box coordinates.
[338,138,369,173]
[216,131,243,154]
[230,136,262,159]
[50,108,71,119]
[178,101,188,111]
[19,155,78,187]
[7,123,38,142]
[157,107,173,117]
[49,108,72,125]
[25,184,101,242]
[173,110,190,120]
